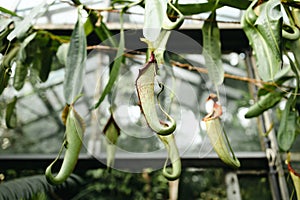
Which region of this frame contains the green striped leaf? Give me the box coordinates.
[143,0,166,41]
[202,11,224,86]
[63,6,87,104]
[93,14,125,109]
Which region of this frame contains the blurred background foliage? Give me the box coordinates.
[1,168,272,200]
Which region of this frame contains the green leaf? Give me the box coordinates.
[257,76,293,96]
[143,0,166,41]
[29,32,61,82]
[84,15,94,37]
[245,91,284,118]
[218,0,251,9]
[86,11,117,47]
[13,61,29,90]
[277,96,298,151]
[177,2,221,15]
[7,1,53,41]
[0,66,11,95]
[19,32,37,61]
[242,0,282,81]
[202,11,224,86]
[93,15,125,109]
[63,7,87,104]
[95,19,117,47]
[56,43,70,65]
[5,96,17,128]
[0,6,19,17]
[13,33,37,90]
[177,0,250,16]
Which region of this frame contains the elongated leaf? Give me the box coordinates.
[242,0,282,81]
[95,19,117,47]
[18,32,37,61]
[202,11,224,86]
[143,0,166,41]
[257,76,293,96]
[0,67,11,95]
[85,11,117,47]
[63,7,87,104]
[7,1,53,41]
[277,97,297,151]
[84,14,94,36]
[13,33,37,90]
[13,61,29,90]
[5,96,17,128]
[56,43,69,65]
[0,7,19,17]
[29,32,61,82]
[217,0,250,9]
[177,3,222,15]
[93,16,125,109]
[245,91,284,118]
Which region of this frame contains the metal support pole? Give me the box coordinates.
[244,51,289,200]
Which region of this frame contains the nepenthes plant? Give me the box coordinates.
[136,50,181,181]
[203,94,240,169]
[136,52,176,136]
[1,0,300,199]
[45,103,85,185]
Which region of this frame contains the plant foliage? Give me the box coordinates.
[0,0,300,198]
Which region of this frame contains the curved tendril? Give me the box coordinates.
[162,1,184,30]
[158,134,181,181]
[136,53,176,135]
[282,24,300,40]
